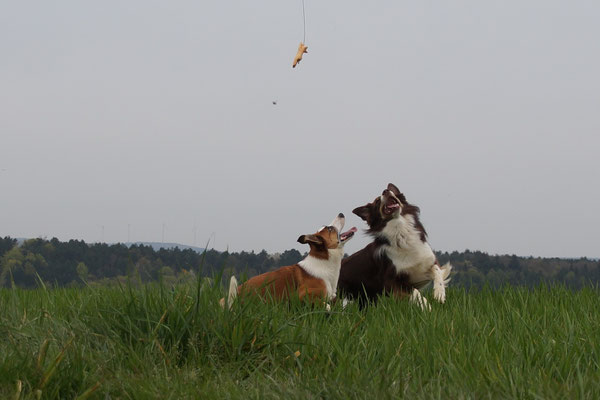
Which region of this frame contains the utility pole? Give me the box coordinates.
[193,221,198,247]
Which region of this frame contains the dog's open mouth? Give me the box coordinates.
[340,227,357,243]
[383,196,400,215]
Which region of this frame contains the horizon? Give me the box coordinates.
[7,235,599,261]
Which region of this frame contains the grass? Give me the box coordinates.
[1,280,599,399]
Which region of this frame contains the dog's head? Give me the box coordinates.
[352,183,426,241]
[297,213,357,259]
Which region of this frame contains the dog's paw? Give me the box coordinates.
[341,298,353,310]
[432,263,450,303]
[410,289,431,311]
[433,284,446,304]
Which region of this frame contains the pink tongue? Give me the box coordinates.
[387,203,400,209]
[342,227,357,238]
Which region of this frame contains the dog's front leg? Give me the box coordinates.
[409,288,431,311]
[298,285,330,309]
[431,264,447,303]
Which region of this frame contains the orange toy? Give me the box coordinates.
[292,42,308,68]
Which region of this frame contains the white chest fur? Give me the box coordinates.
[376,215,436,281]
[298,250,343,299]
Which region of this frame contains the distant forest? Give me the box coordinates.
[1,236,598,289]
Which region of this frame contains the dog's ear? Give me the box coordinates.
[387,183,407,204]
[352,205,371,222]
[297,234,324,246]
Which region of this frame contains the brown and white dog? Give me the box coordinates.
[337,184,451,310]
[221,213,356,309]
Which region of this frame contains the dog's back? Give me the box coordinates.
[238,265,309,299]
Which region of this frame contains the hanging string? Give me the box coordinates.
[302,0,306,43]
[292,0,308,68]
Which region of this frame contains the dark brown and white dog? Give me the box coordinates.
[337,184,451,310]
[221,213,357,309]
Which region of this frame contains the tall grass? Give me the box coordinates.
[1,281,599,399]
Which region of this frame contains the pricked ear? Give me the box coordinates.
[297,234,324,246]
[352,205,371,222]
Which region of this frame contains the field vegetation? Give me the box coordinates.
[2,279,599,399]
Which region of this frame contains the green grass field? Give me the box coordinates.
[1,281,599,399]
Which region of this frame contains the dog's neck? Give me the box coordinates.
[298,249,343,299]
[373,214,436,273]
[374,214,424,249]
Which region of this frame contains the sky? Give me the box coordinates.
[1,1,599,258]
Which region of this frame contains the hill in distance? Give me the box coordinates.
[15,238,206,254]
[123,242,206,253]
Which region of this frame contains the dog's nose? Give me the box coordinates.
[382,189,390,196]
[338,213,344,219]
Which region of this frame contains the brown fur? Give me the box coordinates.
[237,265,327,302]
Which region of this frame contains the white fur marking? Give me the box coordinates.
[342,298,352,309]
[433,262,452,303]
[376,215,436,277]
[374,212,453,304]
[330,215,344,232]
[432,264,446,303]
[219,276,238,310]
[410,288,431,311]
[298,248,343,300]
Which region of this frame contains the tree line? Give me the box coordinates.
[0,236,598,289]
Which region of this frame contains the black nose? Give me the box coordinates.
[338,213,344,218]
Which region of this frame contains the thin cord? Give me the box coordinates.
[302,0,306,43]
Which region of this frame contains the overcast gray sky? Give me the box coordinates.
[1,1,599,258]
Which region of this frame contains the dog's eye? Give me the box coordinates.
[327,226,334,232]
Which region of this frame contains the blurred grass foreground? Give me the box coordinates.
[1,280,600,399]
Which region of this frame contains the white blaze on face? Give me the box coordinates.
[329,214,345,234]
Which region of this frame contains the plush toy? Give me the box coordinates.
[292,42,308,68]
